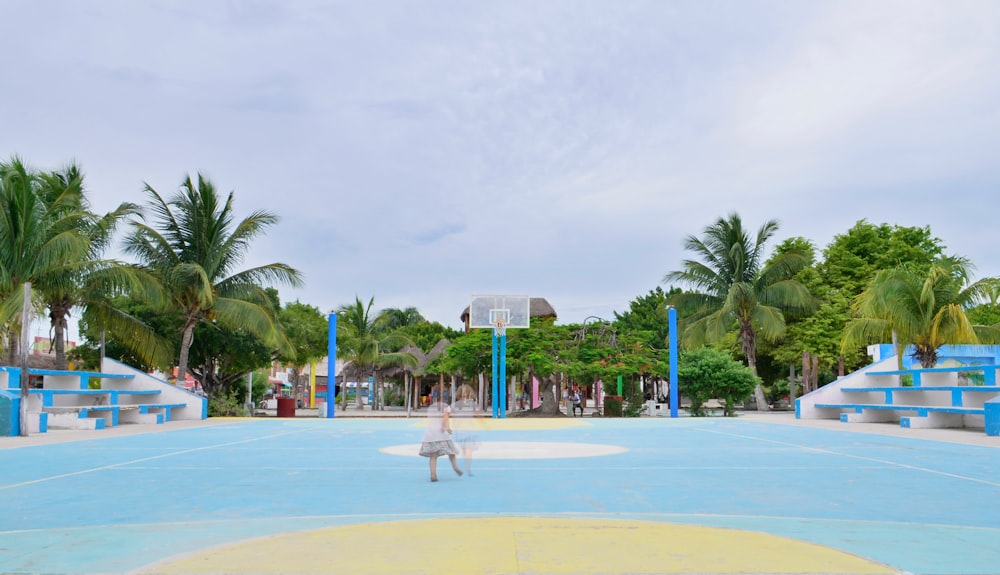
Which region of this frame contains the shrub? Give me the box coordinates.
[209,390,246,417]
[678,348,759,416]
[604,396,623,417]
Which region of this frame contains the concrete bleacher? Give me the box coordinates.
[797,344,1000,436]
[1,358,206,436]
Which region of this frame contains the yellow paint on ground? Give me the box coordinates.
[143,517,896,575]
[416,418,589,431]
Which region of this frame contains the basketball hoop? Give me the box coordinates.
[493,317,507,337]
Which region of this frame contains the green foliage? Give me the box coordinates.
[123,173,303,384]
[613,286,680,350]
[842,258,1000,368]
[436,329,492,379]
[208,388,246,417]
[677,347,759,416]
[79,296,180,372]
[188,321,275,397]
[820,220,945,295]
[335,296,418,408]
[603,396,623,417]
[664,213,812,410]
[278,300,329,366]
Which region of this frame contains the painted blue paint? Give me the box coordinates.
[817,402,985,415]
[2,419,999,575]
[900,416,911,428]
[0,388,17,436]
[668,306,678,418]
[499,332,507,419]
[491,329,498,419]
[986,396,1000,437]
[327,313,336,419]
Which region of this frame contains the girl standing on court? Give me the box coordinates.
[419,398,463,482]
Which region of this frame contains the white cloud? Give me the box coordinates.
[3,0,1000,338]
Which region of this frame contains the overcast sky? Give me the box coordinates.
[3,1,1000,338]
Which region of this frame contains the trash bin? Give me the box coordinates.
[276,397,296,418]
[316,401,327,418]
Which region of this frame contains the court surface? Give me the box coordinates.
[1,415,999,575]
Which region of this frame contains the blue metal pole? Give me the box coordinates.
[499,333,507,418]
[491,329,499,419]
[327,313,337,419]
[669,307,679,418]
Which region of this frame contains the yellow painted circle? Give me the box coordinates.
[143,517,896,575]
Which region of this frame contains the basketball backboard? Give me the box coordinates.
[469,295,530,329]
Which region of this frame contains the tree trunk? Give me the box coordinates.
[176,321,197,386]
[355,367,367,409]
[49,300,72,370]
[740,320,768,411]
[802,351,811,394]
[811,354,819,391]
[788,364,796,403]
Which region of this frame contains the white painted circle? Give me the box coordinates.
[381,441,627,459]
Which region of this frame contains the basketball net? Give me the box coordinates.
[493,317,507,337]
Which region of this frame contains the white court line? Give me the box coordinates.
[697,426,1000,488]
[116,465,895,471]
[0,428,312,491]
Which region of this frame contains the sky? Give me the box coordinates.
[3,0,1000,340]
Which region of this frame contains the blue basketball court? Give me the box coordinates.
[1,416,998,574]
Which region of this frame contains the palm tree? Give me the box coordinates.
[123,174,302,386]
[664,213,812,410]
[336,296,417,409]
[30,164,171,369]
[842,258,1000,368]
[0,158,90,364]
[381,306,425,330]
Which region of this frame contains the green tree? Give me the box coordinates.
[664,213,812,410]
[842,258,1000,368]
[123,174,302,385]
[820,220,945,295]
[336,296,417,409]
[0,158,90,364]
[31,165,170,369]
[79,296,180,372]
[613,286,680,350]
[277,299,330,400]
[381,306,426,330]
[677,347,759,416]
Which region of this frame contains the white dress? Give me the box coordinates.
[419,403,458,457]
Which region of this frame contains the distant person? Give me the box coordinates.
[419,400,463,482]
[569,389,583,416]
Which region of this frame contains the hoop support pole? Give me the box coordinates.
[491,329,499,418]
[499,331,507,418]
